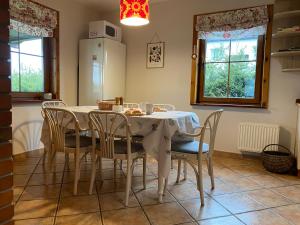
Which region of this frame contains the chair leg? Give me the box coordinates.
[171,159,174,169]
[114,159,117,181]
[119,160,123,170]
[163,177,168,196]
[183,161,188,180]
[65,153,70,169]
[208,156,215,189]
[74,153,80,195]
[176,159,182,183]
[98,157,102,182]
[125,159,133,206]
[89,156,98,194]
[143,154,147,190]
[197,158,205,206]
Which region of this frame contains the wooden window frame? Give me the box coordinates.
[190,5,273,108]
[11,1,60,104]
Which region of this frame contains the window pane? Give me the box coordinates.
[205,40,230,62]
[230,38,258,61]
[20,54,44,92]
[11,52,20,92]
[204,63,228,98]
[229,62,256,98]
[19,37,43,56]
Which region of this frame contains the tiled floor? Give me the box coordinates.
[13,149,300,225]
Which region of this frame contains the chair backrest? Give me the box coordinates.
[42,100,66,109]
[199,109,223,156]
[123,103,139,109]
[153,104,176,111]
[88,111,132,159]
[43,107,79,153]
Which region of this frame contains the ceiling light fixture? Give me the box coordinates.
[120,0,150,26]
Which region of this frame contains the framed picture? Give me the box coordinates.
[147,42,164,68]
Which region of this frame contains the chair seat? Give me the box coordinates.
[172,141,209,154]
[65,135,92,148]
[96,140,144,154]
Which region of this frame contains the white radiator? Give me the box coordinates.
[238,122,280,153]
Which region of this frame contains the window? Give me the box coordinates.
[10,30,45,93]
[9,0,59,103]
[190,6,273,108]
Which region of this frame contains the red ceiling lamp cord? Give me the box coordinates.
[120,0,150,26]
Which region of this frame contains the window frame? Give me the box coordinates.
[10,2,60,103]
[190,5,273,108]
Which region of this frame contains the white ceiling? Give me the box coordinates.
[74,0,170,13]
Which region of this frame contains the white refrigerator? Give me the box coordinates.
[78,38,126,106]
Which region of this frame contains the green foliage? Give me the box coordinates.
[204,40,256,99]
[12,66,43,92]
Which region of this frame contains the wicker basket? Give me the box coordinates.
[262,144,294,174]
[97,100,114,111]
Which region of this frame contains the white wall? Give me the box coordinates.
[12,0,101,155]
[102,0,300,154]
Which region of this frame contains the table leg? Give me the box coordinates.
[158,176,164,203]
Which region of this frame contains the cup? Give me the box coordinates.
[145,103,154,115]
[43,93,52,100]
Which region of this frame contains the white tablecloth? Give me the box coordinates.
[40,106,200,195]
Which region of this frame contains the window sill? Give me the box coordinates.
[191,102,267,109]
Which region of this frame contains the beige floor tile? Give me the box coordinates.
[57,195,99,216]
[96,179,126,193]
[20,184,61,200]
[180,198,230,221]
[100,168,125,180]
[143,202,193,225]
[55,213,102,225]
[14,164,36,175]
[214,193,266,214]
[274,204,300,225]
[34,163,65,173]
[237,209,291,225]
[231,177,262,191]
[246,189,292,208]
[14,199,57,220]
[198,216,244,225]
[135,187,175,206]
[132,175,158,191]
[168,182,203,201]
[99,191,139,211]
[14,187,24,203]
[204,180,241,196]
[63,171,92,183]
[274,174,300,185]
[28,172,63,185]
[61,181,96,197]
[273,185,300,203]
[102,207,150,225]
[14,157,40,166]
[15,217,54,225]
[14,174,30,187]
[230,165,267,177]
[247,175,288,188]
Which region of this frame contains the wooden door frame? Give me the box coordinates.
[0,0,14,224]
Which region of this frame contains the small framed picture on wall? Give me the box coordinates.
[147,42,164,68]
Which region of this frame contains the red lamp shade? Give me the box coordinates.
[120,0,150,26]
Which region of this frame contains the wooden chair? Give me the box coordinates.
[41,101,67,164]
[88,111,147,206]
[42,100,66,108]
[169,109,223,206]
[43,107,92,195]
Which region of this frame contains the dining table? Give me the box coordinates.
[40,106,201,202]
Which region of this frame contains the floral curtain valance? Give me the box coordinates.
[9,0,58,37]
[195,6,269,40]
